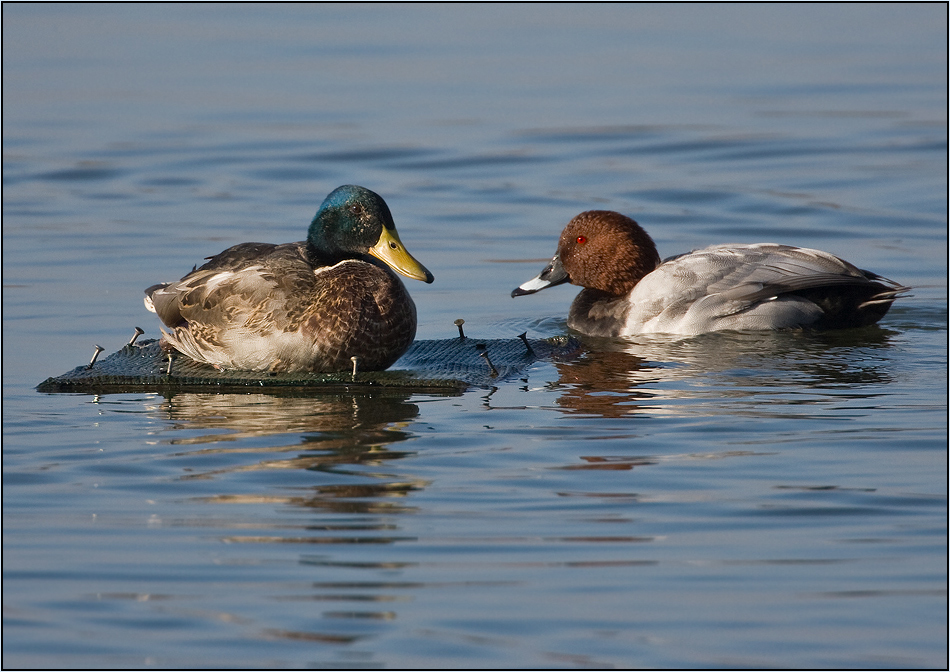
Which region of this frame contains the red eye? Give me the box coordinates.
[576,236,587,245]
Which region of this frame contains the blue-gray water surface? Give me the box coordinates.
[3,5,947,669]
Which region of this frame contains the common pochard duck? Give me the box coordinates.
[512,210,908,337]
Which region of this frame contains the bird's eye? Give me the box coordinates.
[348,204,364,215]
[576,236,587,245]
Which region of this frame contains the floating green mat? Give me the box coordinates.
[37,335,581,394]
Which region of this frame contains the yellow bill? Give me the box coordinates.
[369,227,434,284]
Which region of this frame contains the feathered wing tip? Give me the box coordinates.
[143,283,168,314]
[158,327,232,370]
[143,282,186,327]
[857,275,912,310]
[858,288,912,310]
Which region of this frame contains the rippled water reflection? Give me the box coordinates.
[4,4,947,669]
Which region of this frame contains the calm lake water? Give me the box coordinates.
[3,5,947,669]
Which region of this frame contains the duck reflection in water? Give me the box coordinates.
[548,328,899,419]
[551,348,656,419]
[147,391,442,514]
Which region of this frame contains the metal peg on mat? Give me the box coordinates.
[479,350,498,377]
[127,326,145,346]
[517,332,534,356]
[87,345,105,369]
[454,318,466,340]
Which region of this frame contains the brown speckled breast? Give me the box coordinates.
[292,260,417,372]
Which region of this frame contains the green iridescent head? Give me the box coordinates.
[308,185,433,283]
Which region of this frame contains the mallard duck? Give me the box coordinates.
[145,185,434,372]
[512,210,909,336]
